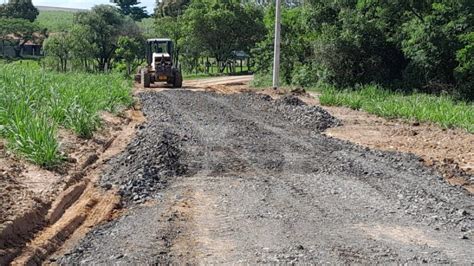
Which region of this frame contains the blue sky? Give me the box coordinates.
[32,0,156,13]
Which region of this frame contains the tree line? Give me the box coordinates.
[155,0,267,74]
[251,0,473,100]
[0,0,149,73]
[156,0,472,99]
[1,0,472,100]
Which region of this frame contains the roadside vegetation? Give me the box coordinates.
[0,61,133,167]
[319,85,474,133]
[251,1,473,101]
[1,0,473,165]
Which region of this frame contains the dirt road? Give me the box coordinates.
[184,75,253,88]
[57,78,473,264]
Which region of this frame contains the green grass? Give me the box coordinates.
[37,10,75,32]
[0,60,133,167]
[319,84,474,133]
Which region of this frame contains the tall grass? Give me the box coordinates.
[319,85,474,133]
[0,61,133,167]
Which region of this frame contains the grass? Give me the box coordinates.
[0,60,133,167]
[319,84,474,133]
[37,10,75,32]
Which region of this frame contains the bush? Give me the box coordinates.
[313,12,405,88]
[291,63,318,88]
[455,32,474,101]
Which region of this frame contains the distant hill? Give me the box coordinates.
[36,6,87,12]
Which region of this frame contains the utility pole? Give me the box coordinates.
[272,0,282,90]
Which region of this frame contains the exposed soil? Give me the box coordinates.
[256,88,474,194]
[0,105,145,265]
[58,88,473,264]
[308,95,474,193]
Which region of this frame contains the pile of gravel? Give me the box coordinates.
[101,130,187,204]
[277,95,306,106]
[273,95,340,132]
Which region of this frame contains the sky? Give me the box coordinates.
[31,0,156,13]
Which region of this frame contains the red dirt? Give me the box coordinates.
[1,102,145,265]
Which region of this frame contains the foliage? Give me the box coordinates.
[111,0,149,21]
[181,1,266,72]
[0,61,133,166]
[43,32,72,72]
[68,25,99,71]
[156,0,190,17]
[116,35,145,74]
[251,0,473,101]
[74,5,142,71]
[319,84,474,133]
[400,1,472,92]
[455,32,474,101]
[253,6,314,84]
[0,0,39,22]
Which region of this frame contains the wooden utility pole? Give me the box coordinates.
[272,0,282,90]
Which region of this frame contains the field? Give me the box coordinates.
[319,85,474,133]
[0,61,133,167]
[36,10,75,32]
[38,9,154,34]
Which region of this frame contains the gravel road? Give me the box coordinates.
[59,90,473,264]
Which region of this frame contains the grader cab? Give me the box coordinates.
[137,38,183,88]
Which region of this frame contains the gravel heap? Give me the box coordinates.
[273,94,340,132]
[277,95,306,106]
[101,130,187,204]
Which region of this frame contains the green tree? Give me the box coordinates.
[0,0,39,22]
[116,36,145,74]
[156,0,190,17]
[401,0,473,92]
[74,5,142,71]
[69,25,98,71]
[43,32,72,72]
[455,32,474,100]
[181,1,265,72]
[111,0,149,21]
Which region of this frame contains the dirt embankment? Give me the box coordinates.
[59,89,473,264]
[0,105,145,265]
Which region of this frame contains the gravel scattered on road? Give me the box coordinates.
[60,90,473,264]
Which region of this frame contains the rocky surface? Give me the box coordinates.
[59,90,473,264]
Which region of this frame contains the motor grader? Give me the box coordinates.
[136,38,183,88]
